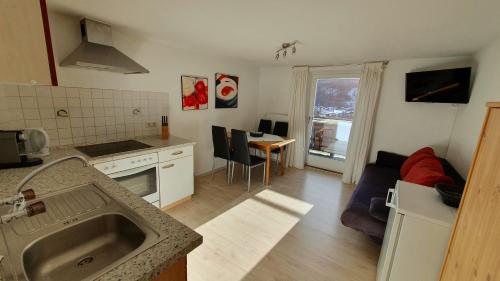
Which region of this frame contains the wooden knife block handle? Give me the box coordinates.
[162,125,169,140]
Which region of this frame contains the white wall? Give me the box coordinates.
[446,37,500,177]
[257,58,473,164]
[368,57,472,162]
[257,67,292,120]
[49,13,260,175]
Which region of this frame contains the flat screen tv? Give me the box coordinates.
[405,67,471,103]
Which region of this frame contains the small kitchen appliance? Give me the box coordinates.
[0,130,43,169]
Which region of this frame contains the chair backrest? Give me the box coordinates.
[258,119,272,134]
[231,129,251,165]
[273,121,288,137]
[212,126,230,160]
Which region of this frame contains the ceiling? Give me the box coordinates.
[47,0,500,67]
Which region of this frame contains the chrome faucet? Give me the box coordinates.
[0,155,89,224]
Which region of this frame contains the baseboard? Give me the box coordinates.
[161,195,192,210]
[196,166,226,177]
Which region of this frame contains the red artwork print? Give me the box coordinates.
[195,80,208,105]
[221,86,234,96]
[181,76,208,110]
[215,73,239,108]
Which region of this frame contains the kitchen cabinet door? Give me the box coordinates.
[0,0,57,85]
[159,155,194,208]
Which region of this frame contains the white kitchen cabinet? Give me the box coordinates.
[377,180,456,281]
[158,149,194,208]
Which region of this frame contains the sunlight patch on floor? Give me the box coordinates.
[187,189,314,281]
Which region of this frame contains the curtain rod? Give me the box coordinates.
[293,60,389,68]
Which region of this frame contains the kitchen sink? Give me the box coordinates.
[23,214,146,281]
[0,183,164,281]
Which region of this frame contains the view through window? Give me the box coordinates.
[309,78,359,160]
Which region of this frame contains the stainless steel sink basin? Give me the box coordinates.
[23,214,146,281]
[0,183,165,281]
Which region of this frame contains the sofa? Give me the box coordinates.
[340,150,465,243]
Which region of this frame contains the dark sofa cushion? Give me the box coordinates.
[350,164,400,206]
[340,164,400,243]
[369,197,389,222]
[375,151,408,169]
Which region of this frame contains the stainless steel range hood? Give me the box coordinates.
[60,18,149,74]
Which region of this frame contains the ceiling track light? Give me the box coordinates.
[274,41,298,60]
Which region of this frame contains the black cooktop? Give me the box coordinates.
[75,140,153,157]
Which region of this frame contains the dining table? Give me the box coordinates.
[246,133,295,186]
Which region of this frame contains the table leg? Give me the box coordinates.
[279,147,285,176]
[265,146,271,186]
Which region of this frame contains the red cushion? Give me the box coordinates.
[400,147,435,178]
[403,157,455,187]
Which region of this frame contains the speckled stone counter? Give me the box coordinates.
[0,135,202,281]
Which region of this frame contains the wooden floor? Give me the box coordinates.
[166,164,380,281]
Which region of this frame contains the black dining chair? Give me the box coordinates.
[211,125,232,183]
[258,119,272,134]
[230,129,266,192]
[273,121,288,137]
[271,121,289,168]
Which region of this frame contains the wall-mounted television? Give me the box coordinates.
[405,67,472,103]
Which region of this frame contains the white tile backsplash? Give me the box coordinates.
[20,97,37,108]
[0,84,168,147]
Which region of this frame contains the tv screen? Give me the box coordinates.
[405,67,471,103]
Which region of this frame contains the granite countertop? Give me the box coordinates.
[0,135,202,281]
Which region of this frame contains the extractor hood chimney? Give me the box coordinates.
[60,18,149,74]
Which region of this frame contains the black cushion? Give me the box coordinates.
[375,151,407,169]
[369,197,390,222]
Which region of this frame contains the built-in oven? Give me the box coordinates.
[94,153,160,207]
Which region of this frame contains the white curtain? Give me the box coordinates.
[286,66,310,169]
[342,62,385,184]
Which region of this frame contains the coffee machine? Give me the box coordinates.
[0,130,43,169]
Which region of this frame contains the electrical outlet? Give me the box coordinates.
[146,122,157,128]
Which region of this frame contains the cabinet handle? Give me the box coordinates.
[172,151,183,155]
[386,188,396,208]
[162,163,175,169]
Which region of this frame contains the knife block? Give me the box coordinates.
[162,125,169,140]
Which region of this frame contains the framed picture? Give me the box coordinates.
[215,73,238,108]
[181,75,208,110]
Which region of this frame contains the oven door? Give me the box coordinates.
[108,163,159,204]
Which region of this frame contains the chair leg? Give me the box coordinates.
[276,154,280,172]
[226,160,230,184]
[262,163,266,187]
[230,161,235,184]
[247,167,251,192]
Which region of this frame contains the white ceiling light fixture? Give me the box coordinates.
[275,41,298,60]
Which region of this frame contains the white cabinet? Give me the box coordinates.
[158,145,194,208]
[377,181,456,281]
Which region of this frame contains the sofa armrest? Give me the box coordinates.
[375,151,408,170]
[369,197,390,222]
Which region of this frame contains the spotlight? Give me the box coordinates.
[274,41,297,60]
